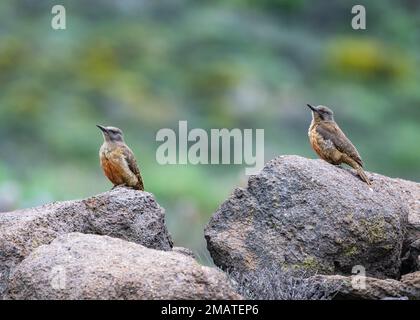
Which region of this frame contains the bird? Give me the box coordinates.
[97,125,144,191]
[307,104,371,185]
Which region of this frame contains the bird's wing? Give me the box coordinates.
[123,146,144,190]
[316,123,363,167]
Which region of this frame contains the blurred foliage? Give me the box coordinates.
[0,0,419,263]
[327,38,411,79]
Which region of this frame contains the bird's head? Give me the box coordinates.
[97,125,124,143]
[307,104,334,122]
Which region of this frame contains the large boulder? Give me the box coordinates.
[0,187,173,296]
[205,155,413,280]
[4,233,240,300]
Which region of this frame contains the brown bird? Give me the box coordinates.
[97,125,144,191]
[307,104,371,185]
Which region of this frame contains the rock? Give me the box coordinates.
[401,271,420,292]
[205,155,411,280]
[0,187,173,296]
[309,272,420,300]
[393,179,420,273]
[391,179,420,244]
[4,233,241,300]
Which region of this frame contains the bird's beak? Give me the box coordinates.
[307,104,317,112]
[96,125,107,133]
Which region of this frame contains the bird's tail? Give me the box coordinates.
[356,166,372,186]
[343,155,372,185]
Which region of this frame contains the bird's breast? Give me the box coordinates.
[99,145,128,184]
[308,124,324,158]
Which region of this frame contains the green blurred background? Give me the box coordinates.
[0,0,419,263]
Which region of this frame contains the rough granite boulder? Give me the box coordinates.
[0,187,173,296]
[205,155,414,280]
[309,271,420,300]
[4,233,241,300]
